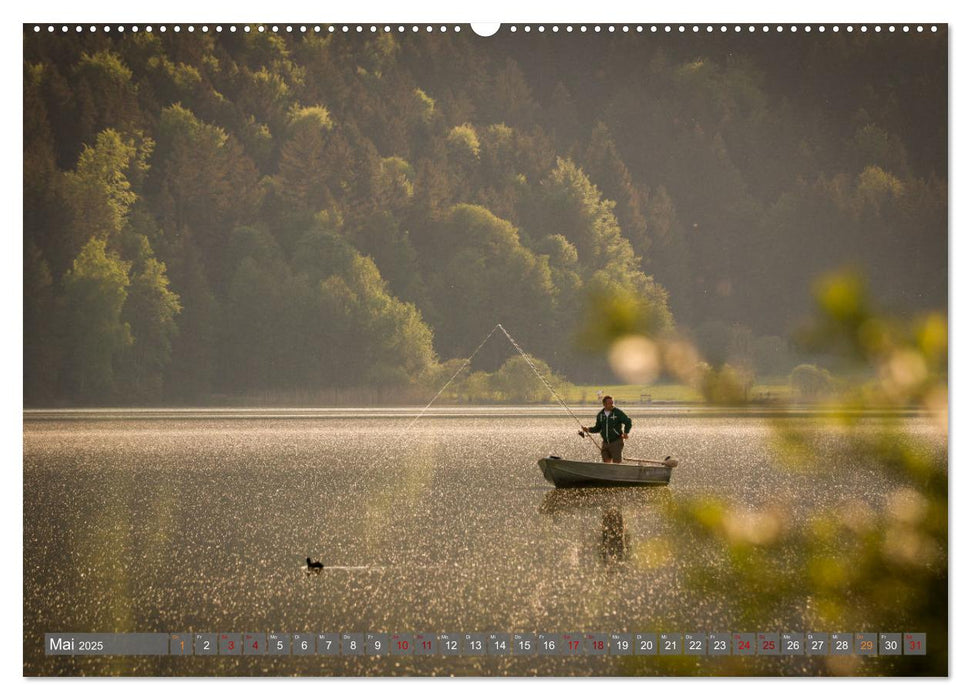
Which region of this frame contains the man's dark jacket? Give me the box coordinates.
[588,407,633,442]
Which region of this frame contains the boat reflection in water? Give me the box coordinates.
[538,486,671,516]
[538,488,673,565]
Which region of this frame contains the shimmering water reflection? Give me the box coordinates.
[23,408,945,675]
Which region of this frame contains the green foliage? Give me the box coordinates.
[252,217,441,389]
[237,66,292,134]
[562,383,703,404]
[431,355,573,404]
[375,156,414,210]
[489,355,562,403]
[61,238,133,400]
[163,236,220,399]
[22,29,944,405]
[487,58,537,127]
[288,104,334,133]
[428,204,556,360]
[805,270,946,407]
[446,123,480,160]
[238,118,275,173]
[581,122,650,257]
[277,106,337,212]
[574,271,673,354]
[852,124,911,177]
[350,211,425,306]
[528,157,675,379]
[57,129,140,271]
[695,362,754,405]
[533,157,625,269]
[72,50,142,149]
[222,253,302,389]
[315,253,437,385]
[74,130,140,212]
[78,50,133,84]
[24,243,58,403]
[291,216,356,279]
[856,165,905,210]
[118,236,182,401]
[226,224,284,271]
[788,363,835,400]
[359,33,399,77]
[152,104,260,280]
[804,269,872,360]
[663,272,947,675]
[413,88,436,122]
[460,371,493,403]
[536,234,578,268]
[145,53,204,110]
[237,30,292,72]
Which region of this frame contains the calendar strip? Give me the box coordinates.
[45,632,927,656]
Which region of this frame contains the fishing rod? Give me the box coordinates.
[624,456,679,468]
[578,429,678,467]
[495,324,604,459]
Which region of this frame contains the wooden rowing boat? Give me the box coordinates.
[537,456,675,488]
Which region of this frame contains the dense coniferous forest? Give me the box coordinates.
[22,27,947,405]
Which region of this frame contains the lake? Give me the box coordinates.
[23,407,946,675]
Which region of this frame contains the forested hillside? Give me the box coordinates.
[23,27,946,405]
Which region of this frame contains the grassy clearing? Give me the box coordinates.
[564,384,702,404]
[563,381,794,405]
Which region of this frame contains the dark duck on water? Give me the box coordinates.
[306,557,323,573]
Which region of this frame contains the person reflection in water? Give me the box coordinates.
[600,507,630,562]
[580,395,632,463]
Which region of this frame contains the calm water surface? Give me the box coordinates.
[23,407,945,675]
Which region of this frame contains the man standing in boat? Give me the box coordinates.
[580,395,632,463]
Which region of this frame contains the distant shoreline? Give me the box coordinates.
[22,405,933,420]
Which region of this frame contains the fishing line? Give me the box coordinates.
[348,320,601,496]
[341,322,504,495]
[496,323,603,456]
[321,322,604,572]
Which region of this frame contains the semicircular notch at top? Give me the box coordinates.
[471,23,500,37]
